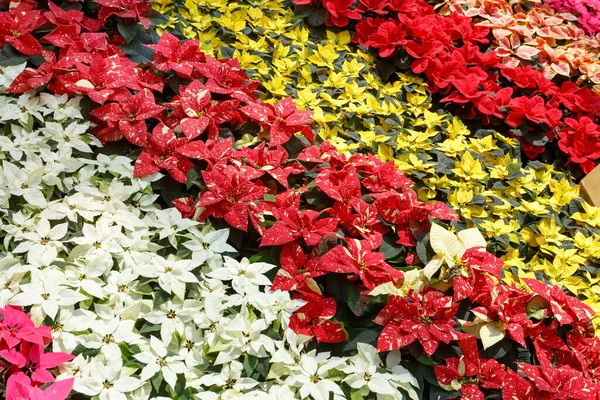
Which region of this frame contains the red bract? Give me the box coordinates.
[7,374,74,400]
[240,98,314,146]
[261,208,339,247]
[435,337,505,399]
[315,165,361,202]
[349,153,413,193]
[516,351,598,400]
[1,342,73,385]
[444,247,503,302]
[374,290,462,355]
[176,137,236,166]
[323,0,362,27]
[133,123,193,183]
[198,165,268,231]
[318,238,403,289]
[148,32,205,79]
[0,8,45,55]
[288,290,346,343]
[272,242,325,291]
[196,58,259,103]
[366,21,407,58]
[96,0,151,28]
[523,278,595,332]
[59,54,137,104]
[241,144,303,187]
[333,199,388,249]
[558,117,600,173]
[90,88,164,146]
[0,306,52,349]
[8,51,56,93]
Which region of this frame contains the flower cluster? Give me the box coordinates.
[438,0,600,91]
[295,0,600,173]
[158,0,600,330]
[3,0,600,398]
[543,0,600,35]
[0,89,422,399]
[0,306,74,400]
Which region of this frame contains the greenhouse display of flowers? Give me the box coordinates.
[1,0,600,398]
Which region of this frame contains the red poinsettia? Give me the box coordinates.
[90,88,164,146]
[333,199,388,249]
[261,208,339,247]
[366,21,407,58]
[96,0,151,28]
[59,54,137,104]
[0,306,52,349]
[196,57,258,103]
[512,351,599,400]
[271,242,326,292]
[0,342,74,386]
[435,337,505,400]
[443,247,504,302]
[240,144,303,188]
[315,165,362,202]
[557,116,600,173]
[523,278,595,332]
[197,165,268,231]
[0,7,45,55]
[318,238,403,289]
[374,290,462,355]
[148,32,205,79]
[322,0,362,27]
[8,51,56,93]
[6,374,74,400]
[133,123,193,183]
[288,290,346,343]
[240,98,314,146]
[176,137,237,167]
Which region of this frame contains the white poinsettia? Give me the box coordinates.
[9,270,88,323]
[79,317,143,360]
[284,350,346,400]
[144,208,198,248]
[41,192,104,222]
[183,227,236,269]
[52,308,97,353]
[74,356,141,400]
[39,93,83,121]
[340,343,419,399]
[212,305,275,365]
[1,160,46,207]
[422,222,487,280]
[134,336,187,390]
[208,257,276,295]
[0,124,45,160]
[144,298,201,344]
[137,254,200,300]
[42,121,93,155]
[192,360,259,394]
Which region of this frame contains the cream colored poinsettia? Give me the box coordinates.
[422,223,487,280]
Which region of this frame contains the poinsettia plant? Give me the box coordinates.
[0,306,74,400]
[292,0,600,175]
[3,0,600,398]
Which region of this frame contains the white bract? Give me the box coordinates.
[0,92,419,400]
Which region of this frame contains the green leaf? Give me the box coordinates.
[0,44,28,66]
[120,40,155,63]
[220,46,235,59]
[380,234,403,260]
[350,386,370,400]
[307,8,326,27]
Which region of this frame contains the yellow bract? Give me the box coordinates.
[164,0,600,332]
